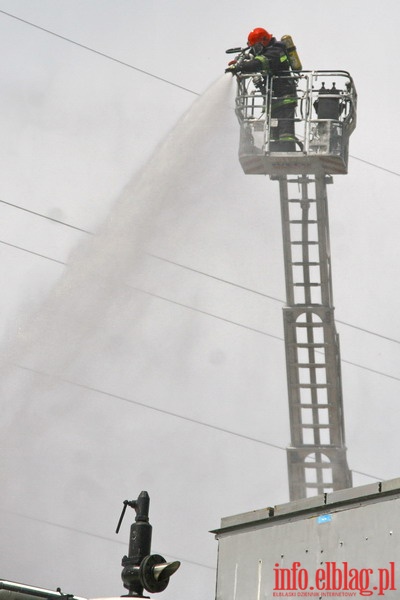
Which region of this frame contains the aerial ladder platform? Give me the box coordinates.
[234,69,357,500]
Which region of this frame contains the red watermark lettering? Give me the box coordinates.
[274,562,308,590]
[273,561,396,597]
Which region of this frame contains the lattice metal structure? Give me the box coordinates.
[279,174,352,499]
[234,70,357,499]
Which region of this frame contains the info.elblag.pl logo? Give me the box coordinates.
[273,561,396,596]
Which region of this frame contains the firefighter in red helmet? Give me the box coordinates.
[226,27,297,151]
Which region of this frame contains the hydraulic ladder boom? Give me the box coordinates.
[233,69,357,499]
[280,174,352,499]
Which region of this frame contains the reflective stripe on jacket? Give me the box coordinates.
[240,38,296,98]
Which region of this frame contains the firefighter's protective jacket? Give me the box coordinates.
[239,38,296,99]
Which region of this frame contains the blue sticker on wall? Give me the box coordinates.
[317,514,332,524]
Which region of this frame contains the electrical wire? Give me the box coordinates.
[118,284,400,384]
[148,253,284,304]
[148,254,400,346]
[0,198,92,234]
[0,206,399,348]
[0,508,216,571]
[14,362,382,482]
[0,239,66,265]
[16,363,285,452]
[1,235,400,383]
[350,154,400,177]
[0,9,199,97]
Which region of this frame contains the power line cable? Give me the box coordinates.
[16,363,285,452]
[0,198,92,234]
[125,283,400,383]
[349,154,400,177]
[0,202,398,347]
[0,239,66,265]
[2,175,400,347]
[0,9,199,97]
[1,236,400,382]
[0,508,215,571]
[0,218,398,347]
[148,253,284,304]
[148,254,400,345]
[14,362,382,482]
[337,319,400,345]
[129,283,284,343]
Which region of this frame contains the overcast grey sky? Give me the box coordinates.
[1,2,400,600]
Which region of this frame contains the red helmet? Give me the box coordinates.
[247,27,272,47]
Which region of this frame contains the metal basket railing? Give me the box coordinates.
[235,70,357,156]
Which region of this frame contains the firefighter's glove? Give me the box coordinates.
[225,64,238,75]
